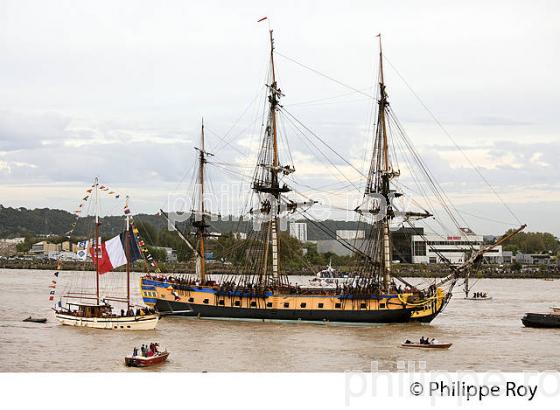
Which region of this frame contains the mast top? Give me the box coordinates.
[201,117,205,151]
[377,33,384,85]
[269,28,277,89]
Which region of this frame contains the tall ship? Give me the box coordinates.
[53,179,159,330]
[140,29,524,323]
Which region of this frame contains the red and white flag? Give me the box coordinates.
[89,235,128,274]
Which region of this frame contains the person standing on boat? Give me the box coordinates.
[133,347,138,357]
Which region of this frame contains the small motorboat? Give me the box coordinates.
[522,313,560,328]
[23,316,47,323]
[401,341,452,349]
[464,296,493,301]
[125,351,169,367]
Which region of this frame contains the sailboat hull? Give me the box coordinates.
[54,312,159,330]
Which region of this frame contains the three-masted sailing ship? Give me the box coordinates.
[140,29,524,323]
[54,178,159,330]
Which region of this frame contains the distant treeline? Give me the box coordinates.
[2,259,560,279]
[0,204,366,240]
[501,229,560,255]
[2,205,559,259]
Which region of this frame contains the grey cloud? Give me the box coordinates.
[0,110,71,151]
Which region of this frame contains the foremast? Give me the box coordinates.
[359,35,400,292]
[377,35,393,291]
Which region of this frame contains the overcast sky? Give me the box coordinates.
[1,0,559,235]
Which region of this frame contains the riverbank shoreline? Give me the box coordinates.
[1,260,559,279]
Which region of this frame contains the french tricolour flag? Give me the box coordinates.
[89,232,140,274]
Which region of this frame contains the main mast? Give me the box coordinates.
[194,119,211,283]
[125,196,131,308]
[251,26,313,287]
[268,29,280,284]
[94,177,101,305]
[252,28,286,287]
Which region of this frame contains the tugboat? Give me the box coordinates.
[522,309,560,328]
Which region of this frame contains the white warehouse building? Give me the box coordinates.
[289,222,308,242]
[411,233,504,264]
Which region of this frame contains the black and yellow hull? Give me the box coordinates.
[154,299,413,323]
[141,278,448,324]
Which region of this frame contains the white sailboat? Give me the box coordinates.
[54,178,159,330]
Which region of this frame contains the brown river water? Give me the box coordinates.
[1,268,559,372]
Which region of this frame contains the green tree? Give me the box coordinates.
[303,243,325,266]
[157,228,193,262]
[135,221,158,245]
[147,246,167,262]
[278,231,305,270]
[502,230,560,254]
[16,236,35,253]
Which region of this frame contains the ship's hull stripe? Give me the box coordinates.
[155,300,412,323]
[142,280,400,300]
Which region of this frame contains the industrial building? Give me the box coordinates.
[411,232,504,264]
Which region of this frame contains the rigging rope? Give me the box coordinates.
[383,55,523,226]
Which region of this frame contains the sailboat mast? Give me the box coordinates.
[252,28,300,287]
[377,34,392,291]
[270,29,279,168]
[269,29,280,283]
[125,196,131,308]
[94,177,100,305]
[197,119,207,283]
[378,35,390,173]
